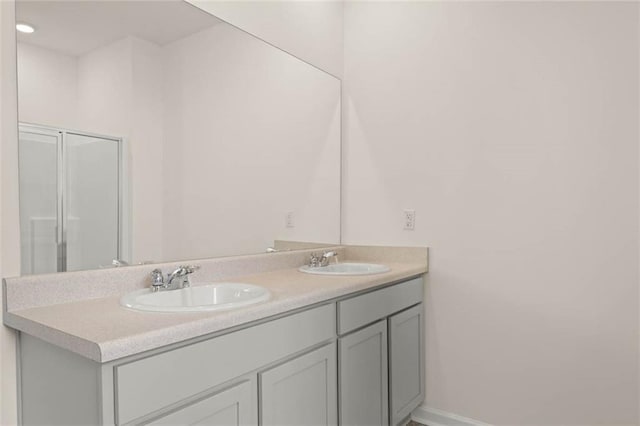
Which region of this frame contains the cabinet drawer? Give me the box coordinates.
[116,304,335,424]
[337,277,423,335]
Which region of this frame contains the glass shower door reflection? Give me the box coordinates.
[65,133,120,272]
[19,124,122,274]
[18,127,61,275]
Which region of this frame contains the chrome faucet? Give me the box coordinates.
[150,265,200,292]
[308,251,339,268]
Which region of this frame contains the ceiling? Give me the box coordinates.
[16,0,223,57]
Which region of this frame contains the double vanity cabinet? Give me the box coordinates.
[16,275,424,426]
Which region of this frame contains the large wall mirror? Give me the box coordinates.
[15,0,341,275]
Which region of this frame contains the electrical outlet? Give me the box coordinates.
[285,211,294,228]
[403,209,415,230]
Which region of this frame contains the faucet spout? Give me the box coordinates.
[166,265,200,288]
[321,251,338,266]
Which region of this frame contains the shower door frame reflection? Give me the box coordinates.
[19,123,124,274]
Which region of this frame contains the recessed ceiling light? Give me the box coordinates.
[16,23,35,34]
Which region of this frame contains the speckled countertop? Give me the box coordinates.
[3,245,428,363]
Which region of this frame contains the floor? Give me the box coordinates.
[407,421,426,426]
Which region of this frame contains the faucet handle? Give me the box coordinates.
[309,253,321,267]
[150,269,165,292]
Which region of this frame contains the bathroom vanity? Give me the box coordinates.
[4,246,427,426]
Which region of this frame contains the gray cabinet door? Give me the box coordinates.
[339,320,388,426]
[260,342,337,426]
[389,304,424,426]
[147,379,256,426]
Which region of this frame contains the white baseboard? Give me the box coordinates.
[412,405,492,426]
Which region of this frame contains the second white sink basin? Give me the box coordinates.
[299,262,390,276]
[121,283,270,313]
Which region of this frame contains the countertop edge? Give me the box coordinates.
[4,313,103,361]
[7,266,426,363]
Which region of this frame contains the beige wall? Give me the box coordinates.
[187,0,343,78]
[343,2,639,424]
[17,43,77,129]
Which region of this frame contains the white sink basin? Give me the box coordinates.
[298,262,390,276]
[120,283,270,313]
